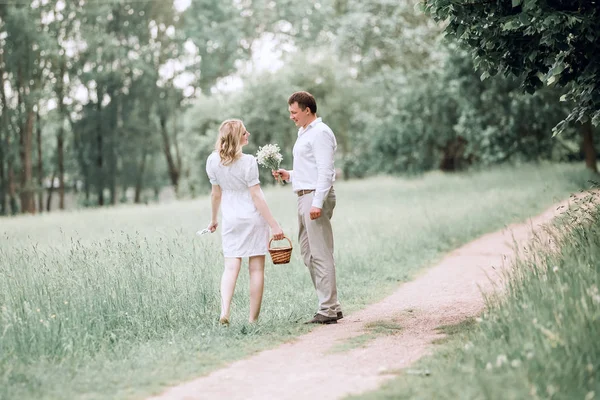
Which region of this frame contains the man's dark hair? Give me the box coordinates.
[288,91,317,114]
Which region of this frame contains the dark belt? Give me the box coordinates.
[297,189,315,197]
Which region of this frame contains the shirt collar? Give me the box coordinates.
[298,117,322,136]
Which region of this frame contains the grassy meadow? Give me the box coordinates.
[0,163,595,400]
[351,188,600,400]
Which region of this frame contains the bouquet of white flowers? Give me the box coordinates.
[256,143,284,183]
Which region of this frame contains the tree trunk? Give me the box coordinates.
[134,149,148,204]
[36,109,43,213]
[96,87,105,206]
[108,96,118,206]
[0,53,8,216]
[582,120,597,173]
[110,174,117,205]
[57,123,65,209]
[0,132,5,216]
[46,170,56,212]
[439,136,468,172]
[67,114,91,206]
[8,166,17,214]
[19,108,36,214]
[57,62,66,210]
[1,51,17,215]
[160,115,180,194]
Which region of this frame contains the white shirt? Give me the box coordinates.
[288,117,337,208]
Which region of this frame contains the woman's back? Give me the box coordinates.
[206,151,268,258]
[206,152,259,191]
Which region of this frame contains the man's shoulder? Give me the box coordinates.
[315,120,334,135]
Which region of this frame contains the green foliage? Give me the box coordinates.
[333,0,444,76]
[183,0,253,93]
[423,0,600,132]
[183,53,370,182]
[0,0,271,211]
[1,0,596,212]
[364,42,576,174]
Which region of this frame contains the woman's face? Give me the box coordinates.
[241,125,250,146]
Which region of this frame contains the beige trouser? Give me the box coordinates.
[297,187,341,318]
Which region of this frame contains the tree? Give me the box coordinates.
[334,0,443,77]
[0,4,55,214]
[423,0,600,170]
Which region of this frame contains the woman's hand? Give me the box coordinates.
[272,169,290,182]
[208,221,218,233]
[271,224,284,241]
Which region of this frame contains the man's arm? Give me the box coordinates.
[273,169,293,182]
[311,128,336,212]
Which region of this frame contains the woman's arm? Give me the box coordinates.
[249,184,284,240]
[208,185,222,232]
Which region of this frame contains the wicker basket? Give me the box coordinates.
[268,236,293,264]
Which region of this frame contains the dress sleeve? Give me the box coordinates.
[206,154,218,185]
[245,157,260,187]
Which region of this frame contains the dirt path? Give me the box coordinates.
[147,197,578,400]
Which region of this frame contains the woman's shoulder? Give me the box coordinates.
[241,153,257,164]
[206,151,220,165]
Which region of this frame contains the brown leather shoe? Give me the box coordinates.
[305,313,337,324]
[308,312,344,321]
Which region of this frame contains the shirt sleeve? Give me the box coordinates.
[312,128,336,208]
[245,156,261,187]
[206,153,218,185]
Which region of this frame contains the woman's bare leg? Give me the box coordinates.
[248,255,265,322]
[220,257,242,324]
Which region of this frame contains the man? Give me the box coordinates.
[274,91,342,325]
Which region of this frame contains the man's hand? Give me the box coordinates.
[273,169,290,182]
[309,206,322,220]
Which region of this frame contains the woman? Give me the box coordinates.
[206,119,285,325]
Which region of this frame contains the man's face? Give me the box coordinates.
[288,102,311,128]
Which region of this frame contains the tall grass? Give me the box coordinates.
[352,190,600,400]
[0,163,594,400]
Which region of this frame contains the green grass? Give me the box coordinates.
[328,320,403,354]
[431,318,478,345]
[349,191,600,400]
[0,162,595,400]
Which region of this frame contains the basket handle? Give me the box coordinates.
[269,235,292,250]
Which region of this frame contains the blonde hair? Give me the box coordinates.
[215,119,245,166]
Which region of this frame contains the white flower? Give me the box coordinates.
[256,144,283,170]
[496,354,508,367]
[587,286,600,304]
[256,143,284,183]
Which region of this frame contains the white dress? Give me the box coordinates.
[206,152,270,258]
